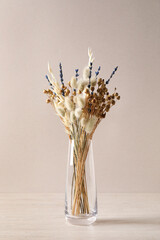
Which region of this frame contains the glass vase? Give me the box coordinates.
[65,138,97,225]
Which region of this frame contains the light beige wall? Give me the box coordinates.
[0,0,160,193]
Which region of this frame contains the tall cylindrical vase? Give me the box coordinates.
[65,138,97,225]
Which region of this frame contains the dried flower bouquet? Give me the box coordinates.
[44,49,120,216]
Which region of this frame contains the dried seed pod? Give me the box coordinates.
[97,88,100,93]
[98,78,102,84]
[101,113,106,118]
[112,100,115,105]
[91,86,94,91]
[73,90,76,96]
[85,88,90,94]
[106,105,110,112]
[46,99,51,103]
[66,89,70,95]
[117,96,120,100]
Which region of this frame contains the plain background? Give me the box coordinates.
[0,0,160,193]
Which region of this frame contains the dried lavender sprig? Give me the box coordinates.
[106,66,118,84]
[75,69,79,80]
[45,75,56,95]
[95,66,101,78]
[59,63,64,85]
[59,63,65,96]
[88,62,93,88]
[45,75,52,86]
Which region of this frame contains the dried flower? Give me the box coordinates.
[43,48,120,217]
[65,96,74,111]
[80,117,87,128]
[83,66,90,80]
[70,76,77,89]
[76,95,86,108]
[85,116,98,134]
[75,108,82,119]
[70,111,76,123]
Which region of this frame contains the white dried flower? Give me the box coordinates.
[88,47,95,66]
[83,66,90,80]
[73,96,77,104]
[75,108,82,119]
[70,76,77,89]
[88,48,92,58]
[48,62,56,81]
[70,111,76,123]
[77,79,88,92]
[85,116,98,134]
[65,96,74,111]
[77,95,85,108]
[80,117,87,128]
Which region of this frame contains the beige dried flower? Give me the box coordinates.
[65,96,74,111]
[70,111,76,123]
[83,66,90,80]
[85,116,98,134]
[91,77,97,87]
[75,108,82,119]
[77,79,88,92]
[76,95,86,108]
[80,117,87,128]
[70,76,77,89]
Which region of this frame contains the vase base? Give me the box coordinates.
[65,213,96,226]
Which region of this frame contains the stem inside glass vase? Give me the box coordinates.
[65,123,97,225]
[71,130,90,215]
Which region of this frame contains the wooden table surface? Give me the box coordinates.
[0,193,160,240]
